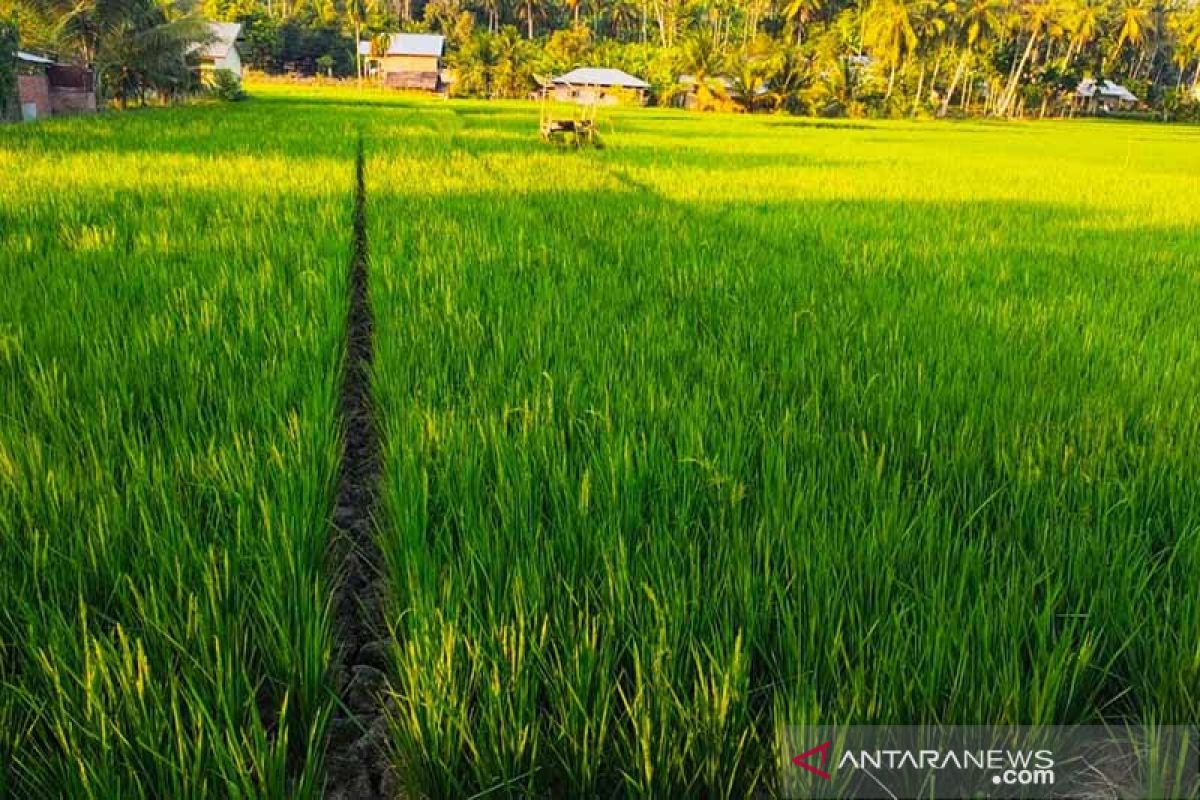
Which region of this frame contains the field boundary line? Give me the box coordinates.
[323,135,394,800]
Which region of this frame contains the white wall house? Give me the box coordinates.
[198,22,243,78]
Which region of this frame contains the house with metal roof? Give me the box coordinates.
[359,34,445,91]
[196,22,243,78]
[550,67,649,105]
[1075,78,1138,113]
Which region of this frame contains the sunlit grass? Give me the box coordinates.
[0,94,358,798]
[364,94,1200,796]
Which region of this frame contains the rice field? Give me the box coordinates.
[3,85,1199,798]
[0,95,356,797]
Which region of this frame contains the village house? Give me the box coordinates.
[196,22,243,79]
[1075,78,1139,113]
[550,67,649,105]
[359,34,445,91]
[12,51,96,121]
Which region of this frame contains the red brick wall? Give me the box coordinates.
[50,87,97,115]
[17,74,50,120]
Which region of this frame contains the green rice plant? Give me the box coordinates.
[0,87,377,797]
[364,99,1200,797]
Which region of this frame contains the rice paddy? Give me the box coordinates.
[2,85,1199,798]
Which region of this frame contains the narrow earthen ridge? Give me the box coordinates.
[324,137,394,800]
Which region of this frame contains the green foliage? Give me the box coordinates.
[0,19,16,121]
[449,25,536,98]
[209,67,245,99]
[238,12,283,71]
[97,14,212,106]
[17,0,1200,116]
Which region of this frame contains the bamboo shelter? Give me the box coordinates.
[536,77,601,148]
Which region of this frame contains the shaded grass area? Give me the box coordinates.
[0,96,357,797]
[364,98,1200,797]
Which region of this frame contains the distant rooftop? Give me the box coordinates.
[16,51,56,65]
[358,33,445,58]
[1076,78,1138,102]
[197,22,241,61]
[552,67,649,89]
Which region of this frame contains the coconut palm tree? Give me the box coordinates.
[1060,0,1101,69]
[782,0,822,44]
[27,0,210,104]
[516,0,542,37]
[1172,3,1200,89]
[347,0,380,86]
[1111,0,1151,72]
[907,0,951,113]
[939,0,1004,114]
[677,30,730,108]
[994,0,1063,116]
[862,0,919,99]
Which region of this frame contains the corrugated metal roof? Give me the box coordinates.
[358,33,445,58]
[16,51,56,65]
[198,22,241,61]
[552,67,649,89]
[1076,78,1138,102]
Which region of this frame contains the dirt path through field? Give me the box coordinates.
[324,137,394,799]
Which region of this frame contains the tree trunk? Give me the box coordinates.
[998,31,1037,116]
[912,63,925,114]
[527,0,534,37]
[1065,39,1084,70]
[940,48,969,117]
[885,62,896,100]
[355,20,362,88]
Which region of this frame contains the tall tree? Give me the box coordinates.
[782,0,822,44]
[862,0,919,98]
[940,0,1003,114]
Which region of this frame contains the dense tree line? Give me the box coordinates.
[245,0,1200,118]
[5,0,1200,116]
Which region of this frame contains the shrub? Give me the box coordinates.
[209,69,246,101]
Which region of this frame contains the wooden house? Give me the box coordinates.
[359,34,445,92]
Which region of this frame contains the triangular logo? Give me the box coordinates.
[792,740,833,780]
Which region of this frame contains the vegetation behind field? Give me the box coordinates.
[5,0,1200,119]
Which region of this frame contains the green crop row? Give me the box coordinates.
[365,103,1200,797]
[0,90,363,798]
